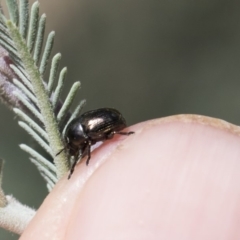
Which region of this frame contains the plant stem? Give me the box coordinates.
[6,21,69,179]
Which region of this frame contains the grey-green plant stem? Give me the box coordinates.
[14,91,43,122]
[48,53,61,94]
[0,26,23,66]
[0,159,7,207]
[0,20,7,31]
[10,64,33,92]
[0,29,10,43]
[0,29,15,47]
[0,10,7,24]
[13,108,49,141]
[52,67,67,109]
[57,81,81,123]
[27,1,39,53]
[33,13,46,65]
[18,121,53,156]
[39,31,55,75]
[29,158,57,184]
[71,99,86,120]
[0,188,7,208]
[0,195,35,235]
[20,144,56,173]
[46,183,53,192]
[6,21,69,178]
[19,0,29,38]
[13,78,37,104]
[40,174,55,191]
[6,0,19,25]
[39,171,57,187]
[0,38,19,59]
[0,159,3,189]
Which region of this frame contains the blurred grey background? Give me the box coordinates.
[1,0,240,238]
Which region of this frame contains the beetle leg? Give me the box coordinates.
[68,145,87,179]
[86,141,92,165]
[116,131,135,136]
[106,131,134,140]
[68,156,78,179]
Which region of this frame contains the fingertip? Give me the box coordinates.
[21,115,240,240]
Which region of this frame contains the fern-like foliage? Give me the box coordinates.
[0,0,85,191]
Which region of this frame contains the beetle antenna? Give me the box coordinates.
[56,147,65,156]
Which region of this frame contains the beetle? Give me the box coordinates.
[57,108,134,179]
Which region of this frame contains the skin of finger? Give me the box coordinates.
[20,115,240,240]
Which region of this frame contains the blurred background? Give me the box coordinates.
[1,0,240,238]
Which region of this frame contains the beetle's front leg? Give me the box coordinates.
[106,131,134,140]
[68,145,87,179]
[86,141,92,165]
[116,131,135,136]
[68,156,78,179]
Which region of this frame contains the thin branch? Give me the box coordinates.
[13,108,48,141]
[0,30,16,47]
[57,81,81,124]
[48,53,61,94]
[0,159,7,207]
[39,31,55,76]
[6,0,19,26]
[18,121,53,156]
[70,99,86,120]
[52,67,67,109]
[19,0,29,38]
[0,38,19,58]
[0,195,35,235]
[62,99,86,136]
[20,144,56,173]
[6,21,69,178]
[13,78,37,104]
[14,91,43,122]
[29,158,57,184]
[33,13,46,65]
[10,64,33,92]
[27,1,39,53]
[6,21,69,176]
